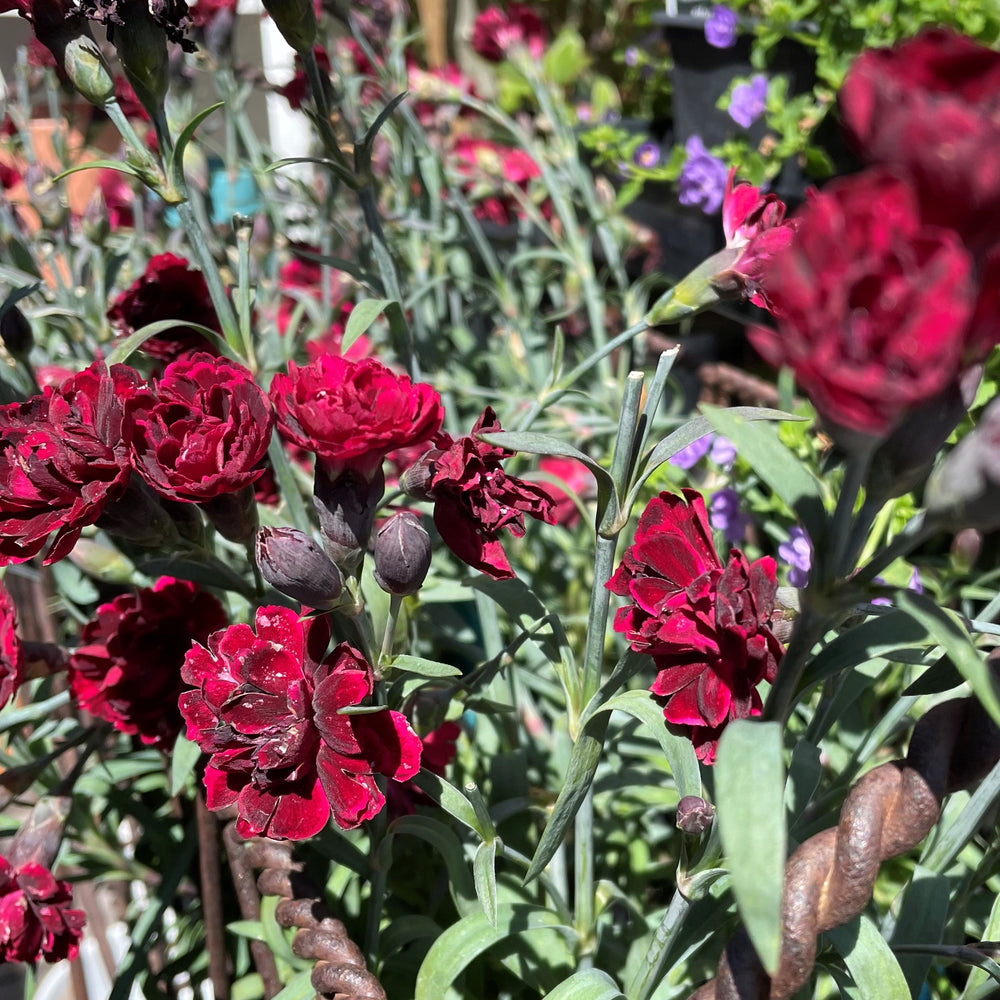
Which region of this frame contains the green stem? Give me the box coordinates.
[102,99,160,175]
[174,199,242,356]
[626,886,692,1000]
[854,511,939,587]
[574,791,595,967]
[378,594,402,672]
[825,447,874,584]
[364,807,388,964]
[762,603,828,724]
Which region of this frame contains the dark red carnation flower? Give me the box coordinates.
[414,407,556,580]
[68,577,227,748]
[748,169,975,442]
[713,168,799,313]
[108,253,222,362]
[187,0,236,26]
[125,353,273,502]
[269,355,443,480]
[470,3,547,62]
[0,579,23,709]
[536,456,597,528]
[0,361,134,565]
[0,856,85,963]
[607,489,783,764]
[840,28,1000,258]
[179,607,422,839]
[452,135,543,226]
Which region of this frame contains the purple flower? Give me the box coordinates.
[778,526,812,588]
[678,136,728,215]
[709,488,750,543]
[669,433,713,470]
[624,46,640,67]
[872,568,923,606]
[710,435,737,469]
[729,74,768,128]
[908,567,923,594]
[705,5,738,48]
[633,141,661,169]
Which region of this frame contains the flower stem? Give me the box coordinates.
[378,594,402,672]
[762,602,828,724]
[626,885,692,1000]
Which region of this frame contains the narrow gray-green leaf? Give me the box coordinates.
[105,319,229,365]
[411,769,486,839]
[414,904,572,1000]
[473,839,499,928]
[170,732,202,796]
[828,914,909,1000]
[388,654,462,678]
[885,865,949,997]
[897,591,1000,728]
[960,891,1000,999]
[542,969,626,1000]
[716,720,785,975]
[342,297,392,353]
[602,689,701,798]
[267,970,315,1000]
[525,715,609,883]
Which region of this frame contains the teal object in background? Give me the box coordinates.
[208,161,262,225]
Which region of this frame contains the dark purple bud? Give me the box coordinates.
[202,484,259,544]
[951,528,982,573]
[7,797,72,870]
[400,449,443,501]
[255,526,343,609]
[676,795,715,835]
[261,0,317,54]
[313,465,385,571]
[373,512,432,596]
[1,306,33,359]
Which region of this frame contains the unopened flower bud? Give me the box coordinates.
[256,526,343,609]
[676,795,715,836]
[373,512,432,595]
[28,2,115,107]
[23,163,66,230]
[313,465,385,571]
[951,528,982,574]
[0,306,34,359]
[400,449,443,501]
[96,478,181,549]
[926,396,1000,532]
[202,485,259,544]
[261,0,317,54]
[109,0,170,121]
[7,797,72,870]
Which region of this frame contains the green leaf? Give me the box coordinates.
[542,969,626,999]
[601,689,701,799]
[897,591,1000,728]
[380,914,442,960]
[618,408,801,532]
[342,298,393,353]
[885,865,949,997]
[716,720,785,976]
[960,891,1000,999]
[702,406,826,541]
[543,28,589,85]
[414,904,573,1000]
[170,102,224,188]
[478,430,615,527]
[226,920,266,942]
[525,714,609,883]
[828,915,910,1000]
[388,654,462,678]
[785,739,822,825]
[170,732,202,796]
[409,770,486,839]
[50,159,145,184]
[268,970,315,1000]
[799,610,930,695]
[473,839,499,928]
[105,318,228,365]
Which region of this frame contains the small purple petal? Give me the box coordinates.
[709,436,737,469]
[669,434,714,470]
[778,526,812,588]
[728,74,768,129]
[678,136,728,215]
[633,141,661,169]
[704,5,738,48]
[709,488,750,544]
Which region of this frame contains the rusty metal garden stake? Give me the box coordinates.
[689,691,1000,1000]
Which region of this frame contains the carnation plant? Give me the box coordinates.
[1,6,1000,1000]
